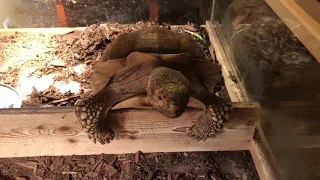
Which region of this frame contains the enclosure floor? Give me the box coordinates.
[0,151,259,180]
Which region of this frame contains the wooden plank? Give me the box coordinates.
[249,139,277,180]
[295,0,320,24]
[0,25,207,36]
[0,103,259,158]
[214,21,253,100]
[206,21,248,102]
[250,127,279,180]
[281,0,320,40]
[0,27,85,35]
[265,0,320,62]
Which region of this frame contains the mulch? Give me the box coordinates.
[0,151,258,180]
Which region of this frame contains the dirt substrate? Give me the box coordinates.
[0,23,257,179]
[0,151,258,180]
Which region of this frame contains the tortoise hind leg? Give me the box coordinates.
[75,92,115,144]
[189,99,233,141]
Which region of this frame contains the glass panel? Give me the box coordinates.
[215,0,320,179]
[0,0,204,28]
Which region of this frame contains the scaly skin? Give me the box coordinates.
[188,102,233,141]
[75,61,232,144]
[148,67,190,118]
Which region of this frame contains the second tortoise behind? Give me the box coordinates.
[75,26,233,144]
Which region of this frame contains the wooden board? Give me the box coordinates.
[0,103,259,158]
[0,27,84,35]
[249,139,277,180]
[206,21,249,102]
[295,0,320,24]
[0,25,207,36]
[265,0,320,62]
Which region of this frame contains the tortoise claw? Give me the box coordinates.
[85,130,114,145]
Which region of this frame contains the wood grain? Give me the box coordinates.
[295,0,320,24]
[0,104,259,158]
[249,140,277,180]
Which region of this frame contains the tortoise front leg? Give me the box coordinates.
[189,99,233,141]
[189,85,233,140]
[74,89,117,145]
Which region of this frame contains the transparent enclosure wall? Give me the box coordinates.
[1,0,319,179]
[0,0,209,28]
[213,0,320,179]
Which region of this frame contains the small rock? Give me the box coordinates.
[50,59,66,67]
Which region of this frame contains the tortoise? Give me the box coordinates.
[75,26,233,144]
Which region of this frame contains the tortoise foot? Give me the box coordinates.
[188,103,233,141]
[75,97,114,144]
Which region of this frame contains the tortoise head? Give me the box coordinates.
[147,67,190,118]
